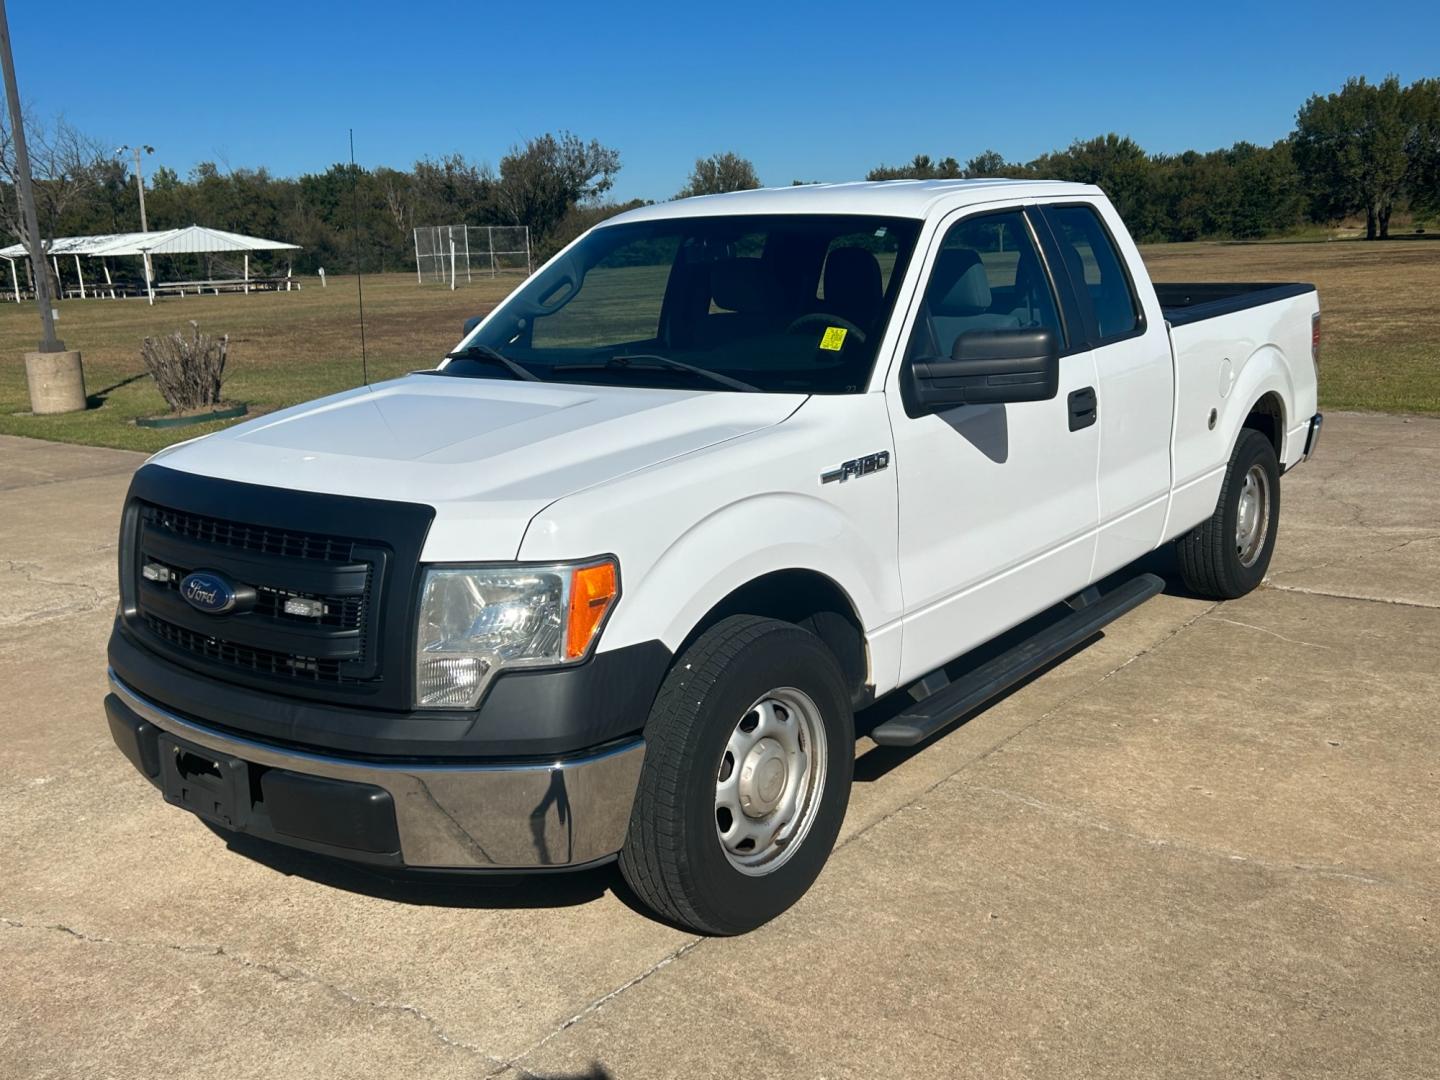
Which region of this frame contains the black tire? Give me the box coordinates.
[619,615,854,935]
[1176,428,1281,599]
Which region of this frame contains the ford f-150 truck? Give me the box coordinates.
[105,180,1322,934]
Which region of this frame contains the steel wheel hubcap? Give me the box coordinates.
[715,687,827,876]
[1235,464,1271,567]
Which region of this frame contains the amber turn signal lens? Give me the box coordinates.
[566,561,618,659]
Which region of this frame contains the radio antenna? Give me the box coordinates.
[349,128,369,386]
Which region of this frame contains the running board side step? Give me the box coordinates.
[869,573,1166,748]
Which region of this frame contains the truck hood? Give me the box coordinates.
[149,374,804,559]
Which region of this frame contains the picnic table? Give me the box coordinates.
[154,277,301,296]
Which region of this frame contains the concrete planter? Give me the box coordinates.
[24,350,87,414]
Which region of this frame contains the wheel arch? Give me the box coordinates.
[1241,389,1286,462]
[1227,347,1294,464]
[676,568,871,707]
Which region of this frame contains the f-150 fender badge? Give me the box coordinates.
[820,450,890,485]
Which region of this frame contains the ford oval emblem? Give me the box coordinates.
[180,570,238,615]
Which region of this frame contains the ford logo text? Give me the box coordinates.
[180,570,240,615]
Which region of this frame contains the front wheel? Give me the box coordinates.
[619,615,854,935]
[1176,428,1281,599]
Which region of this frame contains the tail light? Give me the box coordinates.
[1311,312,1321,372]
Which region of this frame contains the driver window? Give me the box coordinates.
[908,211,1062,361]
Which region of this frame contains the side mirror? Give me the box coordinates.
[908,327,1060,412]
[462,315,483,336]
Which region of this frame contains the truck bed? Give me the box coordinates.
[1156,282,1316,327]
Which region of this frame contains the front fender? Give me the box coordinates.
[601,491,903,692]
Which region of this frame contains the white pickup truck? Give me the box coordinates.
[106,180,1321,934]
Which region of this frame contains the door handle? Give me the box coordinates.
[1068,387,1097,431]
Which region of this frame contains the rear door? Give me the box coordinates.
[885,205,1100,684]
[1037,202,1174,578]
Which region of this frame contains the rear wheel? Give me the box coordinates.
[1176,428,1281,599]
[619,615,854,935]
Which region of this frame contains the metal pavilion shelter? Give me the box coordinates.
[0,225,302,304]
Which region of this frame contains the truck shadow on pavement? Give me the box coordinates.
[854,549,1196,783]
[209,825,618,910]
[211,825,693,930]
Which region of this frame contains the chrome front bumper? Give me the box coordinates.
[107,671,645,870]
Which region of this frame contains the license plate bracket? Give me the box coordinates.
[158,733,252,830]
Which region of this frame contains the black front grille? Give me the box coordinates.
[145,554,367,632]
[143,613,347,683]
[132,500,380,689]
[119,466,434,710]
[140,504,356,563]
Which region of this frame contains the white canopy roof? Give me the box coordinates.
[0,224,301,259]
[0,231,150,258]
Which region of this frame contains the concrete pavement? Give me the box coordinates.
[1,414,1436,1079]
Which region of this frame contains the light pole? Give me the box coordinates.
[0,0,61,352]
[116,143,153,231]
[117,143,154,292]
[0,0,85,413]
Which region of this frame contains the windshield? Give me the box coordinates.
[445,213,922,394]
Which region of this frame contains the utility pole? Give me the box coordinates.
[117,143,154,291]
[0,0,62,352]
[117,143,153,231]
[1,0,84,413]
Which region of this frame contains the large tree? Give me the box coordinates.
[494,132,621,258]
[1405,78,1440,220]
[1294,75,1409,239]
[1028,134,1156,238]
[676,152,761,198]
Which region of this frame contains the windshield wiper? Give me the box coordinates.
[442,343,542,382]
[553,353,760,392]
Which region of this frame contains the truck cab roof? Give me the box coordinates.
[609,179,1105,225]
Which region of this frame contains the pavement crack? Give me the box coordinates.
[0,916,503,1065]
[495,937,705,1077]
[1267,533,1440,580]
[0,559,107,625]
[1208,616,1332,650]
[1263,583,1440,610]
[962,786,1439,897]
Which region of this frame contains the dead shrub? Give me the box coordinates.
[140,322,229,412]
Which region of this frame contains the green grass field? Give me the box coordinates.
[1,238,1436,453]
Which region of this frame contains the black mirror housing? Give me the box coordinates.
[908,327,1060,412]
[462,315,483,336]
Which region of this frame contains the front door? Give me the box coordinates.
[886,205,1101,684]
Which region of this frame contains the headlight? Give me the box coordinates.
[414,559,618,709]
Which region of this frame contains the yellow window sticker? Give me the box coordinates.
[819,326,848,352]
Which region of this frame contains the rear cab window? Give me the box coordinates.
[1042,205,1142,344]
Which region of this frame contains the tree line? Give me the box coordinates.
[2,74,1436,283]
[864,76,1440,242]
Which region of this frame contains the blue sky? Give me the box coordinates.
[10,1,1438,203]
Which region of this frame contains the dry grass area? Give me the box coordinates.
[1140,237,1440,415]
[1,238,1435,452]
[0,274,516,452]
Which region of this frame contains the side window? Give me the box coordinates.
[907,210,1062,361]
[1045,205,1139,342]
[529,235,681,348]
